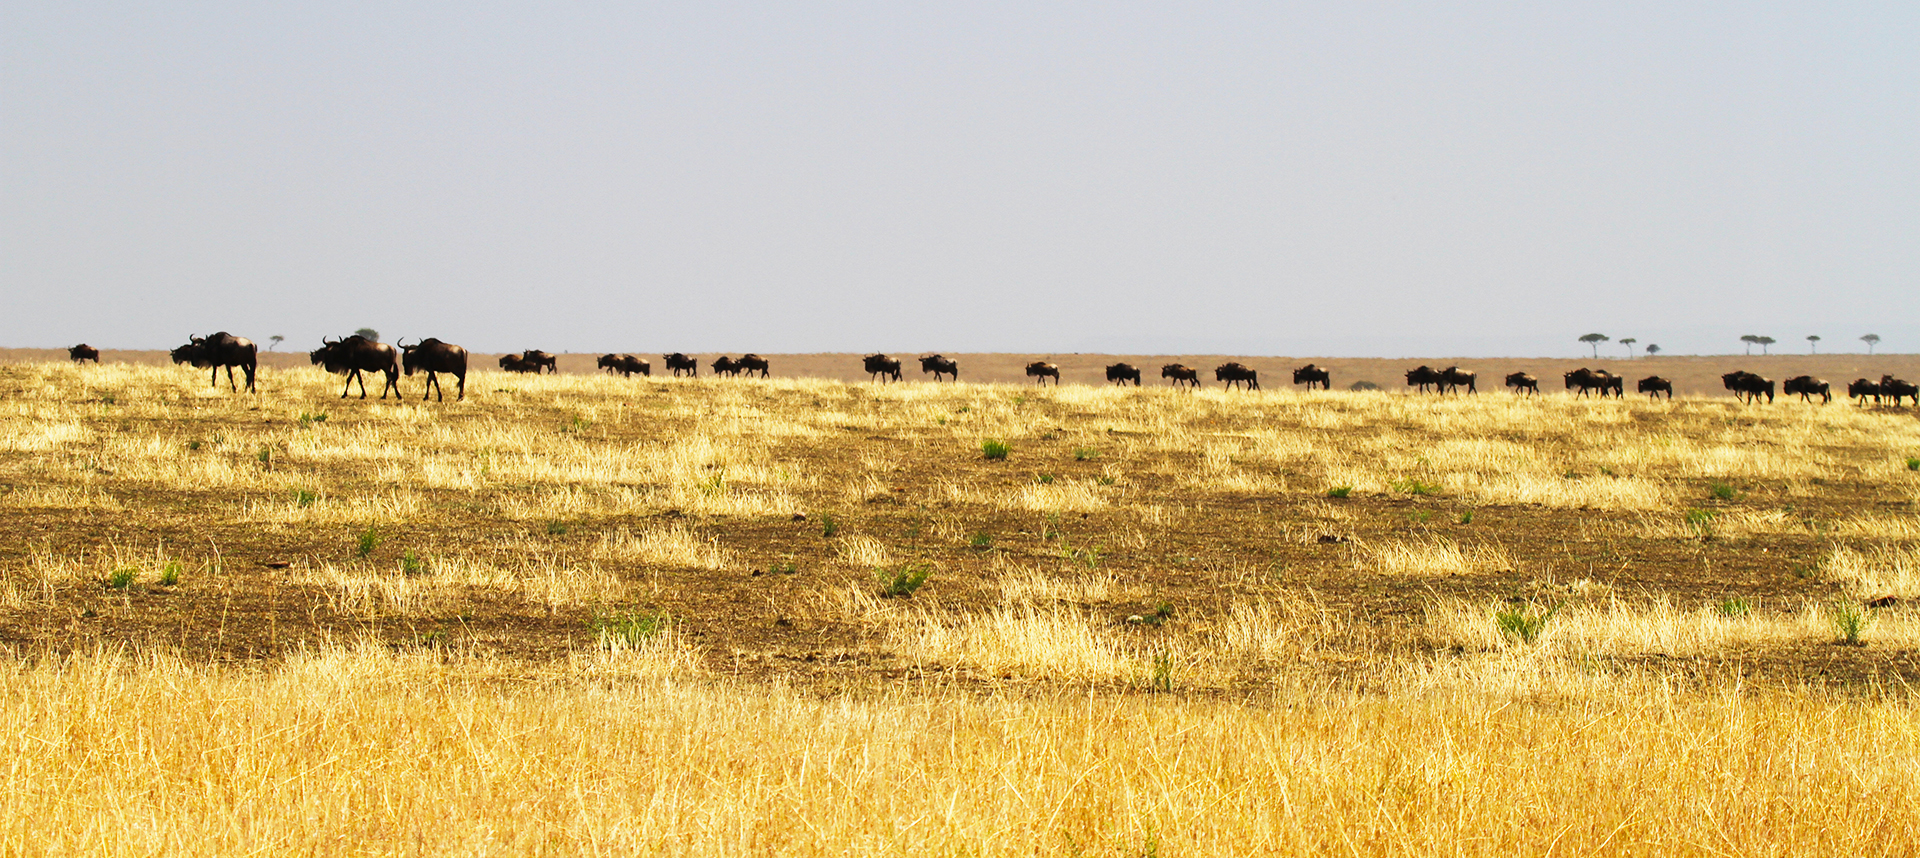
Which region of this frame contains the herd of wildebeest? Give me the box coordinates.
[51,335,1920,407]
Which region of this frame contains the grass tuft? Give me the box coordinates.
[1326,486,1353,499]
[878,563,932,598]
[1830,601,1870,646]
[1494,601,1559,644]
[981,439,1011,460]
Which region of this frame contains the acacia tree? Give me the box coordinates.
[1740,335,1760,355]
[354,327,380,341]
[1644,344,1661,356]
[1862,333,1881,354]
[1755,336,1776,354]
[267,335,285,351]
[1579,333,1610,359]
[1620,337,1637,359]
[1807,335,1820,354]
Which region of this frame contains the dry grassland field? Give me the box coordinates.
[4,359,1920,855]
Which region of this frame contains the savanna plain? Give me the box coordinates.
[4,361,1920,856]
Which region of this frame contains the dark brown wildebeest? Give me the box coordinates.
[1437,366,1477,395]
[919,354,958,382]
[68,344,100,364]
[1215,362,1259,390]
[399,338,468,401]
[1721,371,1774,404]
[498,354,540,373]
[310,335,401,399]
[1405,365,1441,393]
[1782,376,1831,404]
[1847,378,1881,405]
[711,356,741,377]
[1162,364,1200,388]
[1563,367,1622,399]
[1292,364,1331,390]
[737,354,771,378]
[170,332,258,393]
[664,353,698,377]
[1504,372,1539,395]
[1881,375,1919,406]
[863,353,902,382]
[1106,362,1141,386]
[597,354,651,377]
[1637,376,1673,400]
[1026,361,1061,385]
[520,350,558,374]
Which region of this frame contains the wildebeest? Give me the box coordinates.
[1292,364,1331,390]
[664,353,698,377]
[1782,376,1831,404]
[399,338,468,401]
[1405,365,1441,393]
[498,354,541,373]
[737,354,771,378]
[1504,372,1539,395]
[68,344,100,364]
[597,354,651,377]
[919,354,959,382]
[1437,366,1477,395]
[1637,376,1673,400]
[170,332,258,393]
[711,356,741,377]
[1162,364,1200,388]
[309,335,401,399]
[1881,375,1919,406]
[1564,367,1621,399]
[1026,361,1061,385]
[1847,378,1881,405]
[1105,362,1141,386]
[1215,362,1259,390]
[1721,371,1774,404]
[863,353,902,382]
[520,350,558,374]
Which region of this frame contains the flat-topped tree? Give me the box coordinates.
[1578,333,1609,359]
[1620,337,1637,359]
[1862,333,1880,354]
[1755,336,1775,354]
[1807,335,1820,354]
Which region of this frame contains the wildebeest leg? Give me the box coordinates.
[381,369,400,399]
[423,373,438,402]
[454,371,466,401]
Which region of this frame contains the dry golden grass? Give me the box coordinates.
[6,360,1920,853]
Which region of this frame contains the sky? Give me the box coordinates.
[4,2,1916,357]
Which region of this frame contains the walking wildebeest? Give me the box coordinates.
[863,353,902,382]
[1105,362,1141,386]
[1215,362,1259,390]
[711,356,741,377]
[68,344,99,364]
[520,350,558,374]
[1292,364,1331,390]
[1026,361,1061,386]
[1162,364,1200,388]
[498,354,541,374]
[170,332,258,393]
[1782,376,1831,404]
[1847,378,1881,405]
[664,353,698,377]
[1405,365,1441,393]
[737,354,771,378]
[399,338,468,401]
[1504,372,1539,395]
[597,354,651,377]
[1721,371,1774,404]
[1881,375,1919,406]
[1564,367,1621,398]
[309,335,401,399]
[1437,366,1477,395]
[919,355,958,382]
[1637,376,1673,400]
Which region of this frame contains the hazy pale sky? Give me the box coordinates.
[4,3,1915,356]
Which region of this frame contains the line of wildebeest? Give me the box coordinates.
[55,335,1920,407]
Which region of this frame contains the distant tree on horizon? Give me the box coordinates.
[1807,334,1820,354]
[1644,344,1661,356]
[267,335,284,351]
[1755,335,1775,354]
[1620,337,1637,359]
[1740,335,1760,354]
[1579,333,1610,359]
[1862,333,1881,354]
[354,327,380,341]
